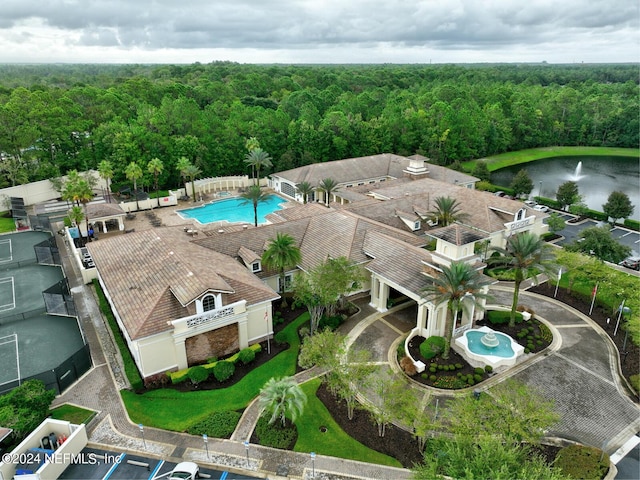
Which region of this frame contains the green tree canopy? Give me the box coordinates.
[426,196,468,227]
[317,178,340,207]
[510,169,534,198]
[261,232,301,307]
[556,181,581,209]
[546,212,566,235]
[258,376,307,427]
[567,226,632,264]
[602,190,635,225]
[421,261,493,358]
[295,181,314,204]
[489,232,557,326]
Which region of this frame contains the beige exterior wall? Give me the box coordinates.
[136,333,178,378]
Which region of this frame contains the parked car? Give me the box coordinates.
[533,205,549,212]
[524,199,537,206]
[619,257,640,271]
[169,462,199,480]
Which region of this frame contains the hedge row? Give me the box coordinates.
[92,279,144,390]
[168,343,262,384]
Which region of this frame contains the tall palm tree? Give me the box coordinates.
[258,376,307,427]
[317,178,340,207]
[422,262,493,359]
[176,156,192,191]
[295,181,314,204]
[426,196,468,227]
[62,170,93,242]
[125,161,143,211]
[147,157,164,208]
[184,164,201,201]
[97,160,114,201]
[489,232,557,327]
[244,148,273,185]
[240,185,271,227]
[262,232,302,307]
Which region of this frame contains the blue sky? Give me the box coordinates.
[0,0,637,64]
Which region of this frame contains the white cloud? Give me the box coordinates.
[0,0,636,63]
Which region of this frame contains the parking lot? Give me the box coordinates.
[58,447,259,480]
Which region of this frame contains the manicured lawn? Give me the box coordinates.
[294,378,402,468]
[121,312,310,431]
[0,213,15,233]
[462,146,639,172]
[49,404,97,424]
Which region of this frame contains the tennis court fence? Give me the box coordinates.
[0,343,91,395]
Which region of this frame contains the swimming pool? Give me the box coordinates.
[177,195,286,225]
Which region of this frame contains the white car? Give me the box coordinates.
[169,462,199,480]
[524,200,536,206]
[533,205,549,212]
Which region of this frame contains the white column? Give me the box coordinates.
[369,276,379,308]
[237,317,249,349]
[416,303,428,335]
[378,282,389,312]
[174,339,188,370]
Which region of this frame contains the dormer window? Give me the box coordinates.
[413,221,421,231]
[252,261,261,272]
[202,294,216,312]
[515,208,526,221]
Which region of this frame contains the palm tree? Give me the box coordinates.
[147,157,164,207]
[62,170,94,242]
[422,262,493,359]
[426,196,468,227]
[125,161,143,211]
[317,178,340,207]
[97,160,114,201]
[176,156,191,192]
[244,148,273,185]
[262,233,302,307]
[489,232,557,327]
[240,184,271,227]
[295,181,314,204]
[68,205,84,227]
[184,164,201,201]
[258,376,307,427]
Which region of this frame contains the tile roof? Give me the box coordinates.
[363,230,433,297]
[87,226,277,340]
[427,224,488,245]
[86,202,126,219]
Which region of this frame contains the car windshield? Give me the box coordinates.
[170,473,192,479]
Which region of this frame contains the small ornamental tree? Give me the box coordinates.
[258,376,306,426]
[602,190,635,225]
[510,169,533,198]
[546,212,566,235]
[556,181,581,210]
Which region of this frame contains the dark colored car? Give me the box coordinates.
[619,256,640,271]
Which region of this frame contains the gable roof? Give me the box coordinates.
[87,226,277,340]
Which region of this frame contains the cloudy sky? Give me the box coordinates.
[0,0,637,64]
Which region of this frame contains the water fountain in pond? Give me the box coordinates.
[572,161,584,181]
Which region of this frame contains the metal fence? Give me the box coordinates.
[43,278,77,317]
[34,236,61,266]
[0,344,91,395]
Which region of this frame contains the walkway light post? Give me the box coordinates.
[138,424,146,450]
[310,451,316,478]
[203,434,209,459]
[244,440,250,468]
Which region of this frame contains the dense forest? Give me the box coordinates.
[0,63,637,190]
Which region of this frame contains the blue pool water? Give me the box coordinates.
[465,331,515,358]
[177,195,285,225]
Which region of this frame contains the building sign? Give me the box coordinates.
[505,216,534,233]
[186,306,235,328]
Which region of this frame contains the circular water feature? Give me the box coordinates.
[455,326,525,369]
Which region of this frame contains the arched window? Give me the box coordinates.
[202,294,216,312]
[515,208,527,221]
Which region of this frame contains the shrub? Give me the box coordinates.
[467,378,475,386]
[419,336,446,360]
[555,445,610,480]
[484,365,493,373]
[474,374,483,382]
[474,367,485,375]
[274,330,289,346]
[238,348,256,365]
[188,366,209,386]
[421,373,428,379]
[397,340,406,358]
[400,356,417,376]
[429,375,437,382]
[187,411,241,438]
[318,315,342,331]
[455,363,463,369]
[254,416,297,449]
[213,361,235,382]
[630,374,640,394]
[429,367,437,373]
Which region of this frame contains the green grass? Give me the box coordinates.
[462,146,639,172]
[294,378,402,468]
[0,213,16,233]
[49,404,97,425]
[121,312,310,432]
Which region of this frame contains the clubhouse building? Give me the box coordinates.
[87,154,548,383]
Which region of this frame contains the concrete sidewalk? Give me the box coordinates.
[51,227,639,478]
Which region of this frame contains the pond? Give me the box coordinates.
[490,156,640,220]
